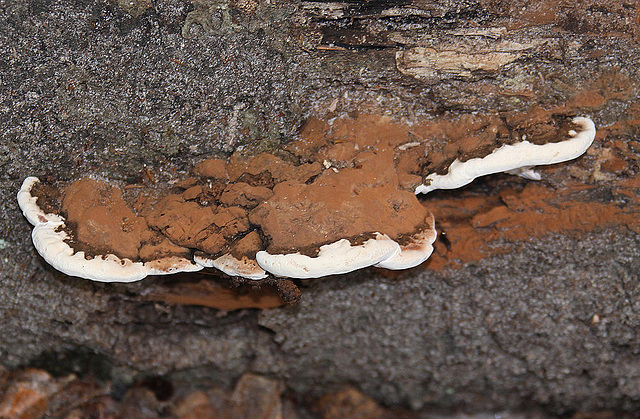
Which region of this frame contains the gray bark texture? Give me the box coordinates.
[1,0,639,415]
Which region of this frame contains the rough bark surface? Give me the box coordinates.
[1,0,639,415]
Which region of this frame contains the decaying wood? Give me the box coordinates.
[1,0,640,415]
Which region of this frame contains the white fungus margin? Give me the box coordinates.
[194,253,268,280]
[256,215,438,278]
[17,177,202,283]
[415,116,597,194]
[374,215,437,270]
[256,234,401,279]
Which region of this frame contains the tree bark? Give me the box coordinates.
[1,0,639,414]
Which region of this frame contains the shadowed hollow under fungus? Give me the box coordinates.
[17,112,596,294]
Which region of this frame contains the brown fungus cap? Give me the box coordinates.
[192,158,228,180]
[219,182,274,209]
[248,149,429,255]
[19,177,201,283]
[62,178,189,261]
[226,152,322,184]
[146,195,250,257]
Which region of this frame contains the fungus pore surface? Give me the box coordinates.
[18,112,595,283]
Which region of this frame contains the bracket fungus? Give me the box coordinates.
[18,113,596,288]
[17,177,202,282]
[415,117,596,194]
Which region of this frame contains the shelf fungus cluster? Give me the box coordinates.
[18,114,596,284]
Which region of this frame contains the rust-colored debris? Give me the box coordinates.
[142,276,289,310]
[425,176,640,271]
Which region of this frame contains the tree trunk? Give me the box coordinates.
[1,0,639,414]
